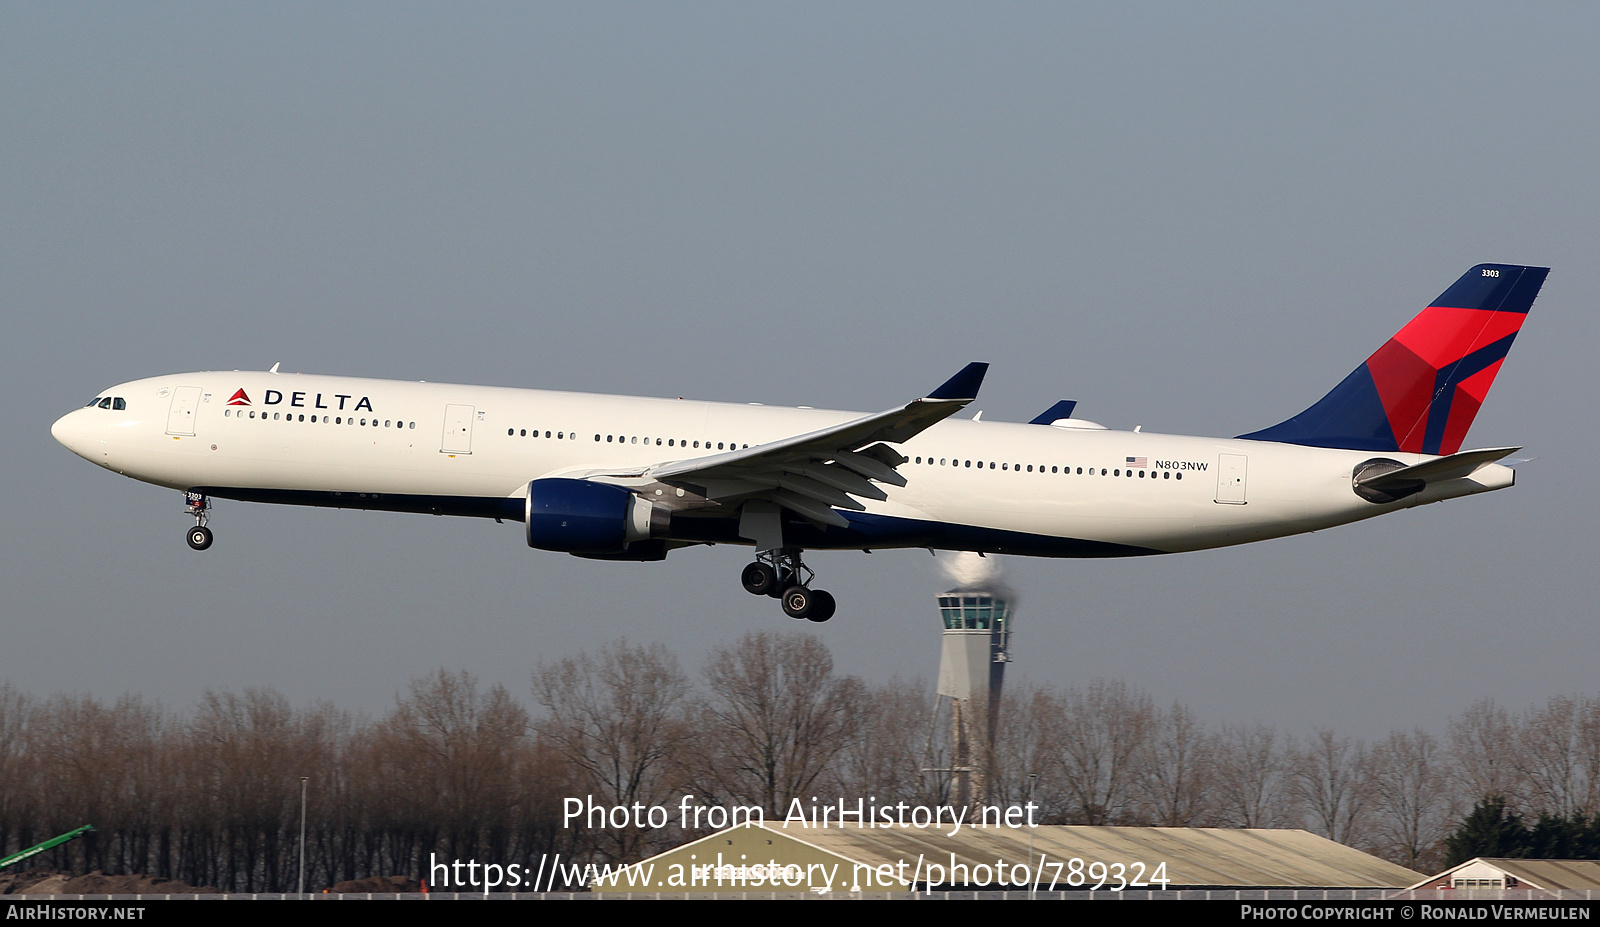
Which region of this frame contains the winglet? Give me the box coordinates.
[1028,399,1078,425]
[927,362,988,401]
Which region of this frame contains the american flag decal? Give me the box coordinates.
[1125,456,1147,468]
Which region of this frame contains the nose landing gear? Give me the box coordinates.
[185,492,213,550]
[741,547,836,622]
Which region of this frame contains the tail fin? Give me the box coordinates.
[1239,263,1548,455]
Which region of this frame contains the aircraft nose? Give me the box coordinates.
[51,410,91,457]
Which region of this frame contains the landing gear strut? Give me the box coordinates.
[185,492,213,551]
[740,547,836,622]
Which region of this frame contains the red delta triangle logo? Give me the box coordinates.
[227,389,251,406]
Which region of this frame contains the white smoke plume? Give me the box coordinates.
[938,550,1014,600]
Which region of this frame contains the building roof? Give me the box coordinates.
[596,822,1420,892]
[1411,858,1600,891]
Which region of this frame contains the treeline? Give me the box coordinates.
[1445,797,1600,865]
[2,633,1597,889]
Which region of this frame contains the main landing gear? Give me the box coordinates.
[185,492,213,550]
[740,547,836,622]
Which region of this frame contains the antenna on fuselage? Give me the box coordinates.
[269,362,280,374]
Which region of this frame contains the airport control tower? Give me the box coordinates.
[934,583,1013,809]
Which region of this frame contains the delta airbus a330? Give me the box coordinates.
[53,263,1546,623]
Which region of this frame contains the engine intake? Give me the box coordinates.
[524,478,667,553]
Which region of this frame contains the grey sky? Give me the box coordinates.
[4,3,1597,739]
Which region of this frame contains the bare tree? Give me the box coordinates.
[533,639,690,861]
[1448,699,1523,812]
[982,684,1048,814]
[0,684,38,866]
[1515,695,1600,819]
[1292,729,1370,846]
[1035,680,1154,825]
[1137,701,1214,826]
[683,632,864,819]
[1212,723,1297,828]
[835,677,950,808]
[380,670,529,869]
[1366,729,1456,870]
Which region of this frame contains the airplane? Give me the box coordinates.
[52,263,1547,623]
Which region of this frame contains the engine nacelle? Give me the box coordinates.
[524,478,667,554]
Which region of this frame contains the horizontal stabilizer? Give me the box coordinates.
[1356,446,1521,496]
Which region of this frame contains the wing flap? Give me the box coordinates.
[784,462,889,501]
[774,473,867,511]
[771,489,852,529]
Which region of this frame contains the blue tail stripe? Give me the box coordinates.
[1420,333,1518,454]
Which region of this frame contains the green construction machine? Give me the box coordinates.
[0,826,95,871]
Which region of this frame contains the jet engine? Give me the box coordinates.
[524,478,668,554]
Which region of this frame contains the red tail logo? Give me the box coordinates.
[227,389,251,406]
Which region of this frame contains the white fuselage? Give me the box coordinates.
[51,371,1514,557]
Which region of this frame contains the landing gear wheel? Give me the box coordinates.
[187,525,214,551]
[741,562,778,596]
[805,590,836,623]
[781,585,813,619]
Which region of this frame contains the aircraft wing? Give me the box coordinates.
[601,363,987,530]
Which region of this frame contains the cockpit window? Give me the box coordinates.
[112,398,126,410]
[97,397,112,409]
[86,397,102,407]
